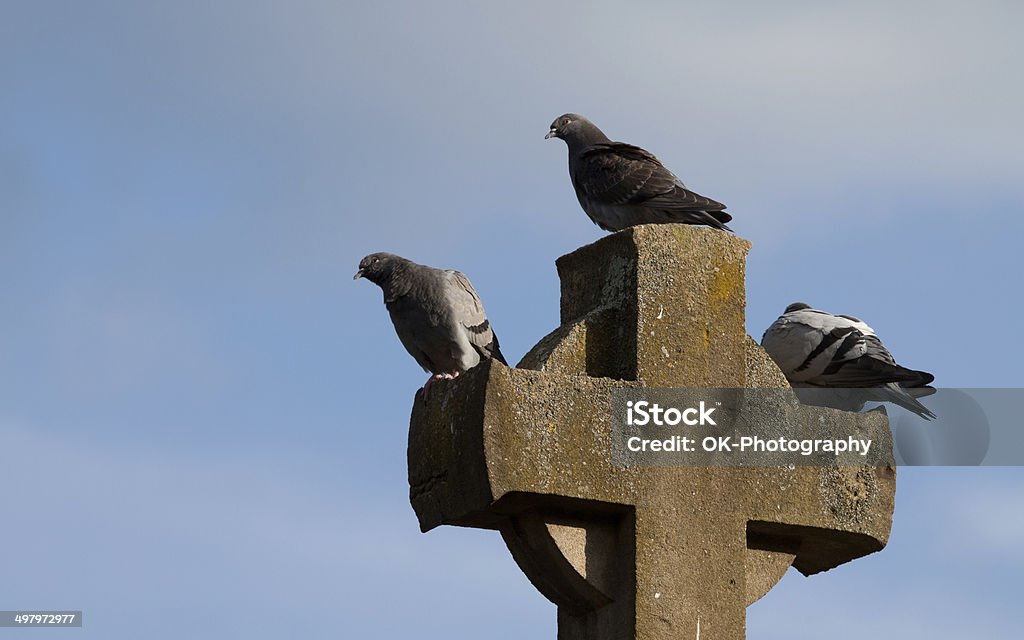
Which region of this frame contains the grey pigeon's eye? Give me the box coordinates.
[561,118,571,126]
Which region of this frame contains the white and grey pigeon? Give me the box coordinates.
[354,252,507,397]
[545,113,733,232]
[761,303,936,419]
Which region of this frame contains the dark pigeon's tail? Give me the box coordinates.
[677,209,732,232]
[704,209,733,232]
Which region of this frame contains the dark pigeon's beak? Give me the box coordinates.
[353,269,364,280]
[544,129,557,140]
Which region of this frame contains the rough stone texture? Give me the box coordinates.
[408,225,896,639]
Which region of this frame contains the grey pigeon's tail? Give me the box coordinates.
[464,315,507,366]
[879,382,937,420]
[487,333,508,366]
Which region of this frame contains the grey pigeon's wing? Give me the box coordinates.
[575,143,727,212]
[447,271,507,365]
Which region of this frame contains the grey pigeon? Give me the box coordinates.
[545,113,733,232]
[761,303,936,419]
[354,252,507,397]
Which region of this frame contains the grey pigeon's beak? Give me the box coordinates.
[353,269,364,280]
[544,129,557,140]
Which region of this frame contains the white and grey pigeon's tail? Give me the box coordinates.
[761,302,936,420]
[873,383,937,420]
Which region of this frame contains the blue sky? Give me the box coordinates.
[1,1,1022,638]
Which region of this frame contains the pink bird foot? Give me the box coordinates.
[419,372,460,400]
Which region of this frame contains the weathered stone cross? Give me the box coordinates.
[409,225,895,639]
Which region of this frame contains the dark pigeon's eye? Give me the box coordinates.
[561,118,571,126]
[373,257,380,263]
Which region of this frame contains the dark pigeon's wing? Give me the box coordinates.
[575,143,727,212]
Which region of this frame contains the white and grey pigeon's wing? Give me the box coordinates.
[761,308,931,387]
[761,306,935,419]
[573,143,732,231]
[445,270,507,366]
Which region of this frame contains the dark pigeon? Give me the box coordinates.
[354,252,507,397]
[545,113,733,232]
[761,303,936,419]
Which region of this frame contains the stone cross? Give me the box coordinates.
[408,225,895,639]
